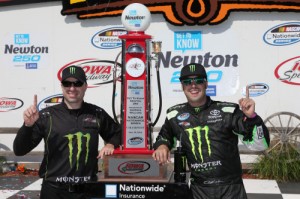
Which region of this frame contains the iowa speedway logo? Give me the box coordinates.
[60,0,300,25]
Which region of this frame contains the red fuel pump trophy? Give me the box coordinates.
[101,3,170,182]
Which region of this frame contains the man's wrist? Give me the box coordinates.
[24,123,33,127]
[248,112,257,118]
[243,112,257,121]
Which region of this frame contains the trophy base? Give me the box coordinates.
[99,153,173,182]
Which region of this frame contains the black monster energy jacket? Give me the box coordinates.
[13,102,121,184]
[153,96,270,186]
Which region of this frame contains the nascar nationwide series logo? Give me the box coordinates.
[37,94,63,111]
[60,0,300,25]
[65,132,91,170]
[263,22,300,46]
[91,27,127,49]
[243,83,269,97]
[127,137,144,145]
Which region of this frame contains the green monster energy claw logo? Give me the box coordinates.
[69,66,76,74]
[185,126,211,163]
[182,156,186,168]
[65,132,91,170]
[194,107,200,113]
[189,64,196,72]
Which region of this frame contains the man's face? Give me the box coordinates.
[181,76,207,106]
[61,77,87,107]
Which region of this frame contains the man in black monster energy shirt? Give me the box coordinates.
[14,65,121,199]
[152,63,270,199]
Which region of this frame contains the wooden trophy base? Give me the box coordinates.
[98,153,173,182]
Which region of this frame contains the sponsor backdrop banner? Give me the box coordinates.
[0,2,300,150]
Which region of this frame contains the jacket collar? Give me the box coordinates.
[186,96,212,114]
[61,100,85,114]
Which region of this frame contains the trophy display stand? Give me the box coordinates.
[88,4,189,198]
[99,31,172,180]
[98,3,172,183]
